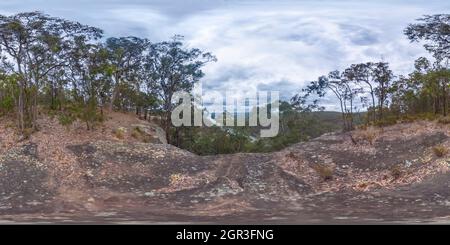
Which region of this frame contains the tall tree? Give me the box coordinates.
[104,36,149,111]
[405,14,450,116]
[143,36,216,143]
[372,62,394,119]
[301,70,359,131]
[0,12,102,133]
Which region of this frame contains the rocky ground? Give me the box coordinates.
[0,114,449,224]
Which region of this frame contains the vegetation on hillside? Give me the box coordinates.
[296,14,449,131]
[0,12,449,155]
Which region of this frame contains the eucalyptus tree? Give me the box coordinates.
[301,70,358,131]
[405,14,450,65]
[344,63,376,121]
[372,62,394,119]
[405,14,450,116]
[0,11,102,133]
[144,35,216,142]
[104,36,150,111]
[64,36,109,130]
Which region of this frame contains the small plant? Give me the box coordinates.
[437,116,450,125]
[58,113,76,129]
[312,164,333,181]
[363,130,377,145]
[433,145,448,157]
[354,127,378,145]
[131,128,141,139]
[287,151,298,160]
[390,165,403,180]
[170,173,183,185]
[112,127,126,139]
[130,126,152,143]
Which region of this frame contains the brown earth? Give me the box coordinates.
[0,113,449,224]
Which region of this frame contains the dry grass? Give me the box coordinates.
[312,164,334,181]
[112,127,126,139]
[390,165,403,180]
[130,126,153,143]
[437,116,450,125]
[170,173,183,185]
[353,126,379,145]
[433,145,448,158]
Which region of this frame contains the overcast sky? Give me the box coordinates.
[1,0,449,111]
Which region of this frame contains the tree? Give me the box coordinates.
[143,35,216,143]
[64,36,113,130]
[405,14,450,116]
[0,12,102,134]
[405,14,450,64]
[104,36,150,111]
[301,70,360,131]
[344,63,377,121]
[372,62,394,119]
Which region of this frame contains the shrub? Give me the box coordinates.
[433,145,448,157]
[437,116,450,125]
[390,165,403,180]
[312,164,333,181]
[130,126,152,143]
[353,127,379,145]
[58,113,77,128]
[131,127,141,139]
[374,116,397,127]
[0,96,14,115]
[112,127,126,139]
[170,173,183,185]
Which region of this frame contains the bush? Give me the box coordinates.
[352,127,379,145]
[433,145,448,157]
[58,113,77,128]
[437,116,450,125]
[130,126,153,143]
[312,164,333,181]
[374,116,397,127]
[112,127,126,139]
[0,96,14,115]
[390,165,403,180]
[170,173,183,185]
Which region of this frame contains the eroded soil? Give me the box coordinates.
[0,118,449,224]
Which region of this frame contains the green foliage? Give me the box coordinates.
[58,112,77,128]
[173,105,346,155]
[0,96,14,115]
[0,74,17,116]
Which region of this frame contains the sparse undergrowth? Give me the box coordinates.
[390,165,403,180]
[437,116,450,125]
[312,164,334,181]
[433,145,448,158]
[131,126,153,143]
[112,127,126,139]
[352,126,380,145]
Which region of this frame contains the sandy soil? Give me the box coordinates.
[0,113,449,224]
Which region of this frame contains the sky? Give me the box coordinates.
[1,0,449,111]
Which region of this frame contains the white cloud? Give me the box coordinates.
[1,0,448,111]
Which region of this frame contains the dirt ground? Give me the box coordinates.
[0,114,449,224]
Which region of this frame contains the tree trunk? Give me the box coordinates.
[370,92,376,122]
[18,83,25,134]
[442,78,447,116]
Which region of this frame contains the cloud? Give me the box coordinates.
[1,0,449,111]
